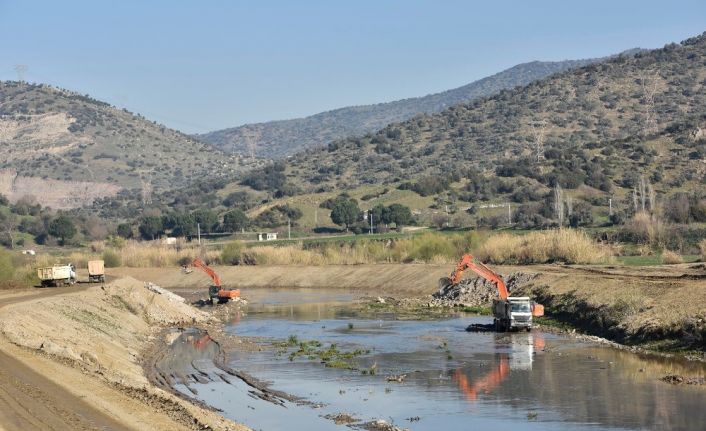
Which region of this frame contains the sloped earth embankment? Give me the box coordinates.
[0,277,249,431]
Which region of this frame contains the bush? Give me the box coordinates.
[407,233,457,262]
[102,249,122,268]
[661,249,684,265]
[221,241,244,265]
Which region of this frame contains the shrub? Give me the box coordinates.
[221,241,244,265]
[102,249,122,268]
[407,233,457,262]
[661,249,684,265]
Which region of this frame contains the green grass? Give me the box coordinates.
[616,254,701,266]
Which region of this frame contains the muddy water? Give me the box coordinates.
[168,288,706,431]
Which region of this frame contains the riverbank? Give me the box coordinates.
[0,278,249,431]
[113,262,706,354]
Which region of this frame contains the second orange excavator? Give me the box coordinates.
[191,258,241,304]
[440,254,544,331]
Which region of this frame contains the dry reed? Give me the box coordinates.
[475,229,612,265]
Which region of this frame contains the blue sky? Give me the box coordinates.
[1,1,704,133]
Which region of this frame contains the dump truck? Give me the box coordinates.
[88,260,105,283]
[492,296,536,332]
[440,254,544,332]
[37,264,76,287]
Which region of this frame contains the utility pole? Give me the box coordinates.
[197,223,201,245]
[609,198,613,216]
[288,218,291,240]
[14,65,27,83]
[370,212,373,234]
[507,203,512,225]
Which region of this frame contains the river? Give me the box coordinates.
[163,288,706,431]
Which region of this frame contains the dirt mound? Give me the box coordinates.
[0,277,246,431]
[431,272,536,307]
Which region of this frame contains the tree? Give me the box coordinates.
[386,204,413,227]
[139,215,164,240]
[116,223,133,239]
[192,209,219,233]
[164,212,196,237]
[330,199,361,231]
[0,212,17,248]
[223,209,249,232]
[48,215,77,245]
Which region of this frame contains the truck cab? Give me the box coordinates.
[492,297,534,332]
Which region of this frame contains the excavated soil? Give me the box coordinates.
[0,278,249,431]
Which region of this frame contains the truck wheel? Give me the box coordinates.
[526,327,532,332]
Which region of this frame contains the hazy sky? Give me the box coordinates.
[1,1,704,133]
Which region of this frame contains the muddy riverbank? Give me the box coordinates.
[114,263,706,354]
[0,277,248,430]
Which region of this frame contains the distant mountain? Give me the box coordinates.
[0,82,258,208]
[199,55,635,158]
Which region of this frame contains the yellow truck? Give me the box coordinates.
[88,260,106,283]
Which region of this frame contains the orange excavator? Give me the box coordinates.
[191,258,241,304]
[440,254,543,331]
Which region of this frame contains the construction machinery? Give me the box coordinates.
[191,258,240,304]
[88,260,106,283]
[37,263,76,287]
[440,254,544,331]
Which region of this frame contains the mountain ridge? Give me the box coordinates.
[198,54,639,158]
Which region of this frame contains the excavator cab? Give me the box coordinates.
[192,258,241,304]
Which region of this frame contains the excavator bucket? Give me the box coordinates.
[438,277,453,292]
[531,303,544,317]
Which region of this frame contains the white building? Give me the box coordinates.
[257,232,278,241]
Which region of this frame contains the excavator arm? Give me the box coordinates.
[445,254,509,300]
[191,258,240,303]
[192,258,221,287]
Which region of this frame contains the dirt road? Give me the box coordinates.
[0,285,128,430]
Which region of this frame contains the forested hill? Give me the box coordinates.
[198,57,614,158]
[239,33,706,211]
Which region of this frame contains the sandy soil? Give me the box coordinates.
[0,279,249,431]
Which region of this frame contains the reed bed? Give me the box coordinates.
[475,229,612,265]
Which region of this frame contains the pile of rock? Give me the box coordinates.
[430,272,535,307]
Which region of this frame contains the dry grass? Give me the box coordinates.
[700,239,706,262]
[625,212,670,248]
[475,229,612,265]
[660,249,684,265]
[35,229,611,268]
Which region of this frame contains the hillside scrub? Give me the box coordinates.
[475,229,612,265]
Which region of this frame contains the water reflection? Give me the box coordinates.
[170,289,706,431]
